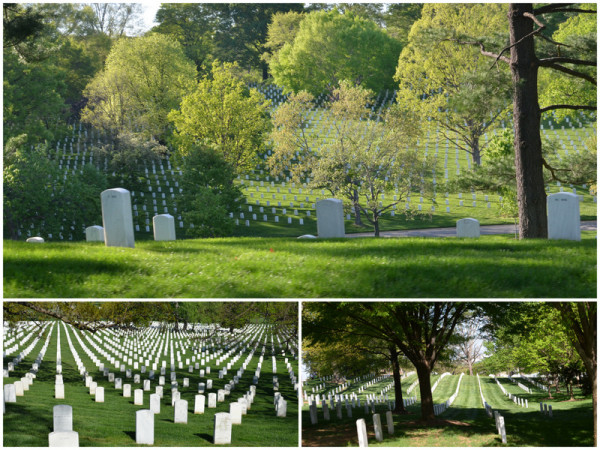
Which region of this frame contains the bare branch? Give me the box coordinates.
[535,4,596,15]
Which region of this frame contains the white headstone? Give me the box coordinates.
[136,409,154,445]
[373,413,383,441]
[548,192,581,241]
[101,188,135,248]
[208,392,217,408]
[134,389,143,405]
[153,214,176,241]
[48,431,79,447]
[230,402,242,424]
[95,387,104,402]
[456,218,480,238]
[4,384,16,403]
[356,418,369,447]
[26,237,44,243]
[195,394,206,414]
[55,384,65,399]
[316,199,345,238]
[213,412,232,444]
[53,405,73,432]
[85,226,104,242]
[174,399,188,423]
[150,393,161,414]
[123,384,131,397]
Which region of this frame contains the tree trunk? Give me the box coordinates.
[353,189,363,226]
[471,130,482,166]
[390,346,407,414]
[373,214,380,237]
[468,359,473,376]
[508,4,548,239]
[415,361,435,421]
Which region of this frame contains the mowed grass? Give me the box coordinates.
[4,323,298,447]
[4,232,596,298]
[301,374,594,447]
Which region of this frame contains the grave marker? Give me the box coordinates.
[101,188,135,248]
[316,199,345,238]
[548,192,581,241]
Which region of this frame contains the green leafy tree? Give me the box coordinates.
[81,33,197,141]
[394,3,511,165]
[90,131,167,186]
[169,61,272,175]
[3,135,107,240]
[262,10,305,66]
[269,81,429,236]
[152,3,217,73]
[303,302,472,421]
[177,145,243,238]
[455,4,596,239]
[270,9,402,95]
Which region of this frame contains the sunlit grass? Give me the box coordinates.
[4,232,596,298]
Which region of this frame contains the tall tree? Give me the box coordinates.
[552,302,597,445]
[455,3,596,238]
[169,61,271,175]
[269,81,428,236]
[303,302,470,421]
[270,9,402,95]
[394,3,511,165]
[81,33,197,141]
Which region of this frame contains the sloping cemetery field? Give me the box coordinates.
[15,86,597,241]
[3,321,298,446]
[301,373,593,446]
[3,232,596,298]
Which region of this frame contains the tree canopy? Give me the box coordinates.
[270,9,402,95]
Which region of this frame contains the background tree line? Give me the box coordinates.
[3,3,596,240]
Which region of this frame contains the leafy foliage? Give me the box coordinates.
[394,3,511,165]
[270,9,402,95]
[81,33,197,140]
[269,81,430,236]
[169,61,272,174]
[178,146,243,238]
[3,135,107,241]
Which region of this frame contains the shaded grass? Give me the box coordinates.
[4,232,596,298]
[301,374,593,447]
[4,322,298,447]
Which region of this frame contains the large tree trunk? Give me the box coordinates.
[508,4,548,239]
[414,361,435,421]
[390,346,407,414]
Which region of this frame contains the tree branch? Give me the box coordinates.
[543,62,597,85]
[539,57,597,67]
[540,104,597,114]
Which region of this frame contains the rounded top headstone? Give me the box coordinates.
[26,237,45,243]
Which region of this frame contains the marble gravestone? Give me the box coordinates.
[316,199,345,238]
[548,192,581,241]
[53,405,73,432]
[456,218,480,238]
[213,412,232,444]
[101,188,135,248]
[136,409,154,445]
[85,226,104,242]
[153,214,176,241]
[48,431,79,447]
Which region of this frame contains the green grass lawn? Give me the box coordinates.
[4,322,298,447]
[301,374,594,446]
[4,232,596,298]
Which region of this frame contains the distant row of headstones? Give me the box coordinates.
[24,188,584,245]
